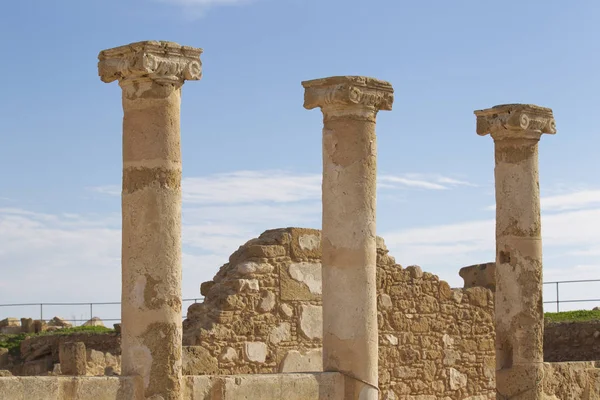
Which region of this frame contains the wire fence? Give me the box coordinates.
[1,279,599,325]
[543,279,600,312]
[0,298,203,326]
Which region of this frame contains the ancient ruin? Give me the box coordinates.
[1,40,599,400]
[476,104,556,399]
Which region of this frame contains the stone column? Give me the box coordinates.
[475,104,556,400]
[302,76,394,399]
[98,41,202,400]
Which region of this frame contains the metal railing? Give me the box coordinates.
[2,279,599,323]
[0,298,203,325]
[543,279,600,312]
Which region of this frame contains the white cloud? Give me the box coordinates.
[91,170,473,204]
[5,169,598,320]
[381,197,600,310]
[485,189,600,212]
[183,171,321,204]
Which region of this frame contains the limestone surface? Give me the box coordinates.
[183,228,496,399]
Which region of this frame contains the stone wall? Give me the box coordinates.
[183,227,496,399]
[0,372,348,400]
[541,361,600,399]
[4,333,120,376]
[460,262,600,364]
[544,321,600,362]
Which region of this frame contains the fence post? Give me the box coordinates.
[556,282,560,312]
[40,303,43,322]
[90,303,93,323]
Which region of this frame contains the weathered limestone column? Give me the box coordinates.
[98,41,202,400]
[475,104,556,400]
[302,76,394,399]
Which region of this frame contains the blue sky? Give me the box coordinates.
[1,0,600,322]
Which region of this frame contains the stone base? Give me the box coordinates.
[185,372,347,399]
[0,376,142,400]
[0,372,349,400]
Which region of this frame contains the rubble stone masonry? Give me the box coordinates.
[182,228,496,399]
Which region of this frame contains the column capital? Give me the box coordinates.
[474,104,556,141]
[302,76,394,118]
[98,40,203,85]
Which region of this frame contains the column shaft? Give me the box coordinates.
[494,138,543,368]
[121,79,183,400]
[322,113,378,391]
[474,104,556,400]
[303,76,394,400]
[98,40,202,400]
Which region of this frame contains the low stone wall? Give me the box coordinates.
[2,333,120,376]
[0,372,347,400]
[185,372,346,400]
[0,376,142,400]
[542,361,600,399]
[544,321,600,362]
[183,227,496,399]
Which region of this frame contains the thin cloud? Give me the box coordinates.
[183,171,321,204]
[151,0,254,18]
[3,179,600,316]
[379,176,447,190]
[90,170,475,204]
[485,189,600,212]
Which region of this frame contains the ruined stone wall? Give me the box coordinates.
[544,320,600,362]
[541,362,600,399]
[183,228,496,399]
[3,333,120,376]
[183,228,324,375]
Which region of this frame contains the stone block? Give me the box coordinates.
[219,347,238,363]
[289,228,321,260]
[82,317,104,327]
[0,318,21,334]
[269,322,291,344]
[279,348,323,373]
[20,318,34,334]
[183,372,345,400]
[459,262,496,291]
[378,294,393,310]
[236,261,274,276]
[59,342,87,376]
[280,303,293,318]
[48,317,72,328]
[449,367,467,390]
[200,280,215,296]
[0,348,9,369]
[243,342,268,363]
[235,279,259,292]
[244,244,287,259]
[258,291,276,312]
[0,318,19,328]
[299,304,322,340]
[0,376,144,399]
[183,346,219,375]
[280,262,322,301]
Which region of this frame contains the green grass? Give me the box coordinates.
[0,326,114,356]
[545,309,600,323]
[0,333,27,355]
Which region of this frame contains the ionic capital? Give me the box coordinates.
[474,104,556,141]
[302,76,394,118]
[98,41,202,86]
